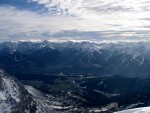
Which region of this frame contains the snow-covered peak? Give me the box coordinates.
[116,107,150,113]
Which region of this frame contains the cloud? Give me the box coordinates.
[0,6,85,41]
[29,0,150,16]
[0,0,150,42]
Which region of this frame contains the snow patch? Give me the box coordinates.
[2,77,20,102]
[116,107,150,113]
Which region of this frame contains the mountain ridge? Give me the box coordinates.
[0,40,150,77]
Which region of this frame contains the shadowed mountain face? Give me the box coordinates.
[0,41,150,77]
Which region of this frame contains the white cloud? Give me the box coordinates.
[0,0,150,42]
[0,5,117,41]
[31,0,150,17]
[30,0,150,31]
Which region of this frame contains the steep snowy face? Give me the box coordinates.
[0,70,20,113]
[116,107,150,113]
[0,70,52,113]
[0,70,38,113]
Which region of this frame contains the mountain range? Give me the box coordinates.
[0,40,150,77]
[1,41,150,112]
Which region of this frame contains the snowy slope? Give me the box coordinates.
[0,70,62,113]
[116,107,150,113]
[0,70,20,113]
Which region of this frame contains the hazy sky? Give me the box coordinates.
[0,0,150,42]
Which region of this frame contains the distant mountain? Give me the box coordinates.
[0,41,150,77]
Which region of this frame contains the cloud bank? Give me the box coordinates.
[0,0,150,42]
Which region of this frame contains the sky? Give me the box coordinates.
[0,0,150,42]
